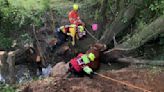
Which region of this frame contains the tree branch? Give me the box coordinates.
[116,15,164,50]
[99,0,144,45]
[117,57,164,66]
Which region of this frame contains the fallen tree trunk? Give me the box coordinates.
[116,15,164,50]
[0,51,16,84]
[0,51,8,82]
[99,0,144,45]
[6,51,16,84]
[95,0,108,39]
[117,57,164,66]
[103,15,164,65]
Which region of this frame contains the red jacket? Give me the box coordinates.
[70,53,84,72]
[68,10,82,26]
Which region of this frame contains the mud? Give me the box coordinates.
[19,67,164,92]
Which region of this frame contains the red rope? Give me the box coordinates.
[94,72,151,92]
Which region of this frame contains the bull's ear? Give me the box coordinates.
[29,48,35,54]
[89,44,94,48]
[100,44,107,51]
[103,44,107,49]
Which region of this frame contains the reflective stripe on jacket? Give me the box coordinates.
[70,53,84,72]
[68,10,82,26]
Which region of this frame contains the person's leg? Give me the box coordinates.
[77,71,84,77]
[37,62,42,75]
[68,63,76,77]
[52,32,65,50]
[71,69,83,77]
[69,63,82,77]
[29,61,38,76]
[86,72,94,79]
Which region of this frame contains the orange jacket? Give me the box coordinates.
[68,10,82,26]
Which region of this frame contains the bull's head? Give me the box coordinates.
[90,43,107,52]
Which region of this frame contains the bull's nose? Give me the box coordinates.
[104,44,107,49]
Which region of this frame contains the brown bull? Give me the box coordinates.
[86,43,107,70]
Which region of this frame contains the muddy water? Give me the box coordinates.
[15,64,52,83]
[0,64,52,84]
[0,65,31,83]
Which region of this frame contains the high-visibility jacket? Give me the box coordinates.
[59,25,77,45]
[70,53,84,72]
[68,10,82,26]
[69,53,93,74]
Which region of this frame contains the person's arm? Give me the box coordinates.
[66,32,75,46]
[67,27,76,46]
[83,66,93,75]
[76,33,79,40]
[76,12,85,26]
[71,36,75,46]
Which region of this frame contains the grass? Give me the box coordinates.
[49,0,98,18]
[0,84,16,92]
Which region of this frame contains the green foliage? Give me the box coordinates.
[0,84,16,92]
[2,0,50,27]
[121,17,128,23]
[8,0,49,11]
[149,0,164,15]
[0,33,12,49]
[136,0,164,24]
[94,9,100,21]
[132,0,164,48]
[0,0,50,49]
[159,37,164,45]
[20,33,33,46]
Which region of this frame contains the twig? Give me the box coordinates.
[32,25,47,65]
[103,48,130,54]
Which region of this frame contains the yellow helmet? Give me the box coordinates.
[88,53,95,61]
[73,4,78,11]
[78,26,84,32]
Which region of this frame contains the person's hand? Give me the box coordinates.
[71,41,75,46]
[88,72,94,79]
[83,66,93,74]
[67,33,71,36]
[81,22,85,27]
[90,72,95,75]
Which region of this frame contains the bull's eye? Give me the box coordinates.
[30,49,34,54]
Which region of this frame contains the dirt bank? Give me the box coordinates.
[18,67,164,92]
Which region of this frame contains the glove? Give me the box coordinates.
[82,22,85,27]
[71,41,75,46]
[88,72,94,79]
[90,72,95,75]
[67,33,71,36]
[83,66,93,75]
